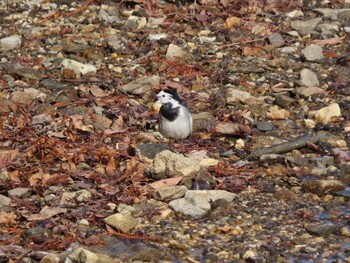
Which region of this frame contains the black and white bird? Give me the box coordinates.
[156,89,192,140]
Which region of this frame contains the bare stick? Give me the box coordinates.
[249,131,328,158]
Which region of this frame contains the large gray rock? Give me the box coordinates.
[169,190,237,218]
[146,150,200,180]
[8,187,30,199]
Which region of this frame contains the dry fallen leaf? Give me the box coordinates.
[312,36,345,46]
[0,211,17,225]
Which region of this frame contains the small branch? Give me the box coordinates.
[249,131,328,158]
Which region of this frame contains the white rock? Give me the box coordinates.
[148,33,167,41]
[61,59,97,76]
[0,35,21,50]
[166,44,187,59]
[169,190,237,218]
[314,103,341,124]
[300,68,319,87]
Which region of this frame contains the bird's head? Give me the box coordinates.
[156,89,182,106]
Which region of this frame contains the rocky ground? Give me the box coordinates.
[1,0,350,262]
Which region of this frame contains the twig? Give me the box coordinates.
[249,131,328,158]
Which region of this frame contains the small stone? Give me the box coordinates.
[169,190,237,218]
[307,223,342,236]
[268,33,284,47]
[148,33,167,41]
[286,10,304,18]
[225,88,253,104]
[122,75,160,95]
[104,212,139,233]
[192,112,215,131]
[107,35,128,52]
[256,121,274,131]
[61,59,96,76]
[0,168,9,183]
[301,44,324,62]
[123,16,147,31]
[8,187,30,199]
[290,18,322,35]
[166,44,187,59]
[314,103,341,124]
[0,35,21,50]
[10,91,36,105]
[296,87,326,98]
[0,194,11,206]
[266,106,290,120]
[303,179,345,196]
[153,186,187,202]
[275,93,297,108]
[300,68,319,87]
[40,253,59,263]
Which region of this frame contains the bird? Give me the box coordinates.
[156,89,192,141]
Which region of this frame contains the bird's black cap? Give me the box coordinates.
[163,89,183,103]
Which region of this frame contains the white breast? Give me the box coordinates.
[159,107,192,140]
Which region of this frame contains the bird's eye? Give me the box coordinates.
[162,95,165,97]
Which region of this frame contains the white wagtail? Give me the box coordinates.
[156,89,192,141]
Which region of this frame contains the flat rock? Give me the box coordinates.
[11,64,43,80]
[302,179,345,196]
[296,87,326,98]
[104,212,139,233]
[153,186,188,202]
[225,88,253,104]
[169,190,237,218]
[266,106,290,120]
[145,150,200,180]
[166,44,187,59]
[192,111,215,131]
[0,35,21,50]
[268,33,284,47]
[138,143,169,159]
[255,121,274,131]
[314,8,350,19]
[307,223,343,236]
[121,75,160,95]
[8,187,30,199]
[61,59,97,76]
[290,18,322,35]
[148,33,167,41]
[314,103,341,124]
[301,44,324,62]
[300,68,319,87]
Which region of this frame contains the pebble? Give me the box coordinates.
[255,121,274,131]
[300,68,319,87]
[225,87,253,104]
[153,186,187,202]
[301,44,324,62]
[8,187,31,198]
[122,75,160,95]
[268,33,285,47]
[0,35,21,50]
[166,44,187,59]
[61,59,97,76]
[104,212,139,233]
[314,103,341,124]
[290,18,322,35]
[107,35,128,52]
[303,179,345,196]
